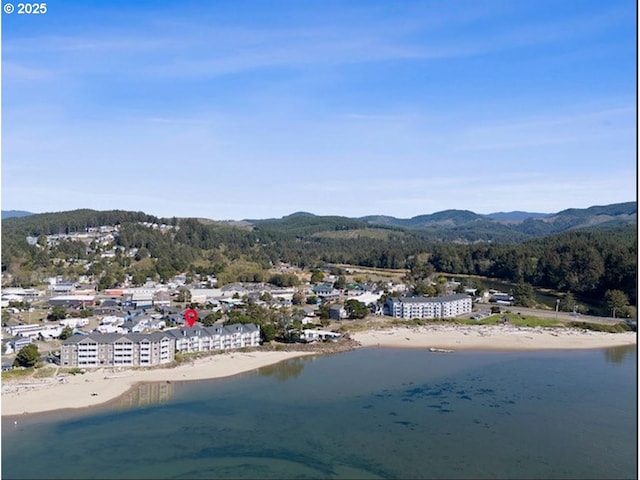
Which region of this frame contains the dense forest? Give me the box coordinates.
[1,209,167,235]
[1,206,636,308]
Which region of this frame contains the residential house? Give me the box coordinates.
[329,305,348,320]
[300,329,341,343]
[312,283,340,300]
[220,284,249,298]
[5,336,33,354]
[60,318,89,328]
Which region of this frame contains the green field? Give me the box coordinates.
[312,228,405,240]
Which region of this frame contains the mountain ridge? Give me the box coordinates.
[1,210,35,220]
[2,202,635,243]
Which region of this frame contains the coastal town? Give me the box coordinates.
[1,220,477,366]
[2,0,636,476]
[2,259,476,369]
[1,219,636,417]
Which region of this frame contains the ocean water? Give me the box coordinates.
[2,346,637,479]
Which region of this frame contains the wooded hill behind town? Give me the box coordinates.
[1,202,636,309]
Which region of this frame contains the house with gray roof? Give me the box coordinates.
[312,283,340,300]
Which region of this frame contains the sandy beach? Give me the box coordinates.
[2,325,636,417]
[352,324,637,351]
[1,350,315,416]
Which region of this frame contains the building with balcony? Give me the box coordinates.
[61,332,175,368]
[165,323,260,353]
[386,294,472,319]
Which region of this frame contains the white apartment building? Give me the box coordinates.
[61,332,175,367]
[386,294,472,319]
[61,324,261,367]
[166,323,260,353]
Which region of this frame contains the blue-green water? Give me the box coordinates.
[2,346,637,479]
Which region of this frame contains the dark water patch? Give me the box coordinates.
[3,347,636,480]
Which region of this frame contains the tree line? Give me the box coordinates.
[2,211,636,308]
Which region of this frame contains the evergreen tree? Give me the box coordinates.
[13,344,40,368]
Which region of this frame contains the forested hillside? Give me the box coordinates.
[1,209,166,235]
[1,204,636,307]
[358,202,636,240]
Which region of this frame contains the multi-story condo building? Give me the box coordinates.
[61,332,175,368]
[165,323,260,353]
[61,323,261,367]
[386,294,472,319]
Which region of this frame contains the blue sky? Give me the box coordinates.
[1,0,636,220]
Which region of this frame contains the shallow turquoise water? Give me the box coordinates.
[2,346,637,479]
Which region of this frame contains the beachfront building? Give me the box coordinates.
[61,332,175,367]
[386,294,472,319]
[300,329,341,343]
[165,323,260,353]
[60,324,261,367]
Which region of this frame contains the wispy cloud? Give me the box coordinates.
[456,107,635,152]
[2,1,635,218]
[4,1,631,88]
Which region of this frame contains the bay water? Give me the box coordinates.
[2,346,637,479]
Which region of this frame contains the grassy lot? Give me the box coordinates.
[1,367,35,381]
[455,313,564,328]
[334,313,632,334]
[313,229,405,240]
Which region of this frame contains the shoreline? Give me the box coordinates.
[1,350,317,417]
[350,324,637,351]
[2,324,636,417]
